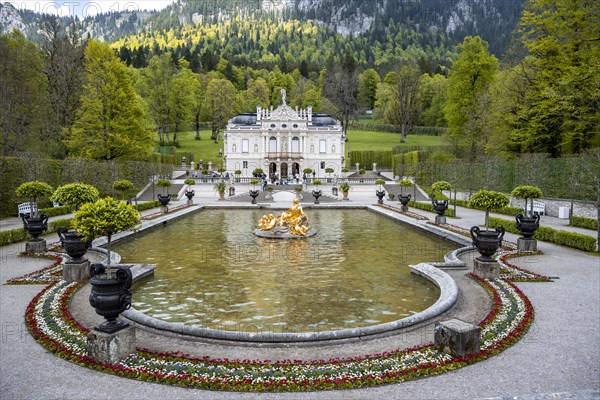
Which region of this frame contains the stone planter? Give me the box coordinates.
[470,226,505,262]
[312,189,322,204]
[432,199,449,216]
[184,190,195,200]
[21,214,48,241]
[515,213,540,239]
[88,264,133,334]
[157,194,171,206]
[399,194,411,212]
[57,228,90,262]
[342,191,349,200]
[376,189,386,204]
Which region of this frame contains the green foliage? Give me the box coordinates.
[512,0,600,156]
[469,190,509,211]
[68,41,153,160]
[432,181,452,192]
[312,180,322,186]
[325,168,334,174]
[398,179,413,188]
[454,199,522,216]
[156,179,172,188]
[52,183,100,210]
[511,185,543,200]
[338,182,351,192]
[444,36,498,159]
[348,151,393,169]
[250,178,259,185]
[134,200,161,212]
[205,78,239,142]
[341,168,349,173]
[234,170,242,175]
[375,179,385,185]
[253,168,264,175]
[570,216,598,231]
[489,217,597,252]
[113,179,134,193]
[302,168,312,174]
[358,169,366,174]
[184,179,196,186]
[73,197,140,241]
[15,181,53,202]
[213,181,227,192]
[39,205,73,218]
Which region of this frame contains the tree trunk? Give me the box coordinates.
[195,111,201,140]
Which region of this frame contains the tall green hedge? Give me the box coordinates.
[1,156,172,218]
[349,151,393,169]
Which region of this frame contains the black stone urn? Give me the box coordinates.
[312,189,322,204]
[399,194,411,207]
[184,190,195,200]
[21,214,49,241]
[57,227,91,263]
[470,226,505,262]
[88,263,132,334]
[157,194,171,206]
[432,199,449,216]
[375,189,386,204]
[249,189,260,204]
[515,213,540,239]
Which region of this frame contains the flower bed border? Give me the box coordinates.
[23,255,538,392]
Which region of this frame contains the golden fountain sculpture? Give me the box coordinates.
[256,198,315,238]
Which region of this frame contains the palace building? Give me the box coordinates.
[223,90,345,180]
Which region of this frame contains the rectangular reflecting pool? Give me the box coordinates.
[113,209,456,333]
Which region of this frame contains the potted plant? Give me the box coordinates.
[511,185,543,244]
[265,185,274,200]
[73,197,139,333]
[341,167,349,178]
[398,179,413,210]
[214,180,227,200]
[249,179,260,203]
[339,182,351,200]
[15,181,53,242]
[294,185,303,199]
[312,179,322,204]
[388,193,396,201]
[375,179,386,204]
[431,181,452,200]
[112,180,134,201]
[234,169,242,182]
[184,179,196,203]
[325,167,334,182]
[469,189,509,261]
[51,183,100,260]
[253,168,264,177]
[156,178,172,206]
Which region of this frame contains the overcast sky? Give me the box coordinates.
[9,1,176,18]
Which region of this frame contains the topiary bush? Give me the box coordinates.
[52,183,100,210]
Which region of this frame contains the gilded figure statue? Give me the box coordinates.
[257,198,310,236]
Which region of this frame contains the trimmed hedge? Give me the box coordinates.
[39,205,73,218]
[0,217,74,246]
[135,200,161,212]
[570,216,598,231]
[349,150,393,169]
[409,201,456,217]
[488,217,597,252]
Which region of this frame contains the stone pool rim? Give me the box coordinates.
[100,204,465,344]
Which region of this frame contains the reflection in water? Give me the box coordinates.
[114,209,455,332]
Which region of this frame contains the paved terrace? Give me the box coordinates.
[0,182,598,399]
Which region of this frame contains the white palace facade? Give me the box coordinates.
[224,90,345,180]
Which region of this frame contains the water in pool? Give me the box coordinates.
[113,209,455,333]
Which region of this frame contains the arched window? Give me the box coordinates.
[269,137,277,153]
[232,144,237,153]
[291,137,300,152]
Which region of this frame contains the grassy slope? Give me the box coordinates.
[173,129,446,164]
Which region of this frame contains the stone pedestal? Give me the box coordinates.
[401,205,408,212]
[25,239,46,254]
[434,319,481,357]
[473,259,499,280]
[518,238,537,252]
[63,259,90,282]
[87,325,136,364]
[186,199,193,206]
[160,205,168,214]
[377,199,383,205]
[435,215,446,225]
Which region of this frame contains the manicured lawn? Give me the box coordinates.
[345,130,446,151]
[173,129,446,162]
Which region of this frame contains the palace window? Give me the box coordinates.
[269,137,277,152]
[319,139,326,153]
[291,137,300,152]
[242,139,249,153]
